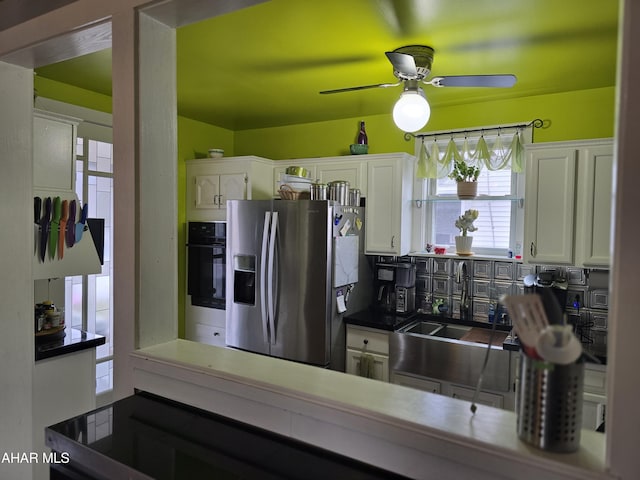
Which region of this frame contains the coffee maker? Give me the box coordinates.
[375,263,396,312]
[395,263,416,314]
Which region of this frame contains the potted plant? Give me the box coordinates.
[454,209,479,255]
[449,159,480,199]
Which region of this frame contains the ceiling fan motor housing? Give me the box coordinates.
[392,45,434,80]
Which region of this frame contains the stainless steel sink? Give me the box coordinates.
[390,320,513,392]
[428,324,470,340]
[402,321,443,336]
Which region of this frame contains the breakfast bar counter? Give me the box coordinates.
[123,340,611,480]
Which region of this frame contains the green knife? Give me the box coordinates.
[49,196,61,260]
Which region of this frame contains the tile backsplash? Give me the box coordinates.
[378,255,609,357]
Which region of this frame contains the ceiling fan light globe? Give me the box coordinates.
[393,90,430,132]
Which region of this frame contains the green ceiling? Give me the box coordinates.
[35,0,618,131]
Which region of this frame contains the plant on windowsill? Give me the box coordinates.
[454,209,479,255]
[449,159,480,199]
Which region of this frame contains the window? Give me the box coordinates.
[420,134,525,256]
[65,137,114,399]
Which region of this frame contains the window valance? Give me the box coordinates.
[412,119,542,179]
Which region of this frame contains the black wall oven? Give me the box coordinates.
[187,221,226,309]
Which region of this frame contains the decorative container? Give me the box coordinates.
[455,235,473,255]
[456,181,477,199]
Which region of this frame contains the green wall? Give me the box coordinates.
[34,77,615,339]
[234,87,616,159]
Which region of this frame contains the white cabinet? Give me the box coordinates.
[524,146,577,264]
[450,384,505,409]
[392,372,441,393]
[345,325,389,382]
[391,371,512,410]
[33,110,79,192]
[575,144,614,267]
[315,159,367,196]
[186,156,273,221]
[524,140,613,267]
[582,363,607,431]
[365,153,415,255]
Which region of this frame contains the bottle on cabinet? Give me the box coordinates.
[357,121,368,145]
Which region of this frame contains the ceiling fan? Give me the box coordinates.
[319,45,517,132]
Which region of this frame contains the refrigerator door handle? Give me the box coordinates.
[260,211,271,344]
[267,211,278,345]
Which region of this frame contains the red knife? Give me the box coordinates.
[49,197,61,260]
[58,200,68,259]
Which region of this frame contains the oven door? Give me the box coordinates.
[187,242,226,309]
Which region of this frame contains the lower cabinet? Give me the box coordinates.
[391,371,513,410]
[582,363,607,431]
[345,325,389,382]
[345,348,389,382]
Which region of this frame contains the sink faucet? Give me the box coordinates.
[456,261,470,320]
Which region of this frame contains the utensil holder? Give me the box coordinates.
[516,353,584,453]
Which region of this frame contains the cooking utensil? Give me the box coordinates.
[66,200,76,247]
[285,166,309,178]
[310,183,327,200]
[58,200,68,259]
[48,196,61,260]
[40,197,52,262]
[327,180,350,204]
[500,294,549,350]
[540,287,565,325]
[536,325,582,365]
[75,203,88,243]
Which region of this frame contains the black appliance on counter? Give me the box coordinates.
[374,260,416,315]
[187,221,226,309]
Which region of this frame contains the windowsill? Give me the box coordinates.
[410,251,524,262]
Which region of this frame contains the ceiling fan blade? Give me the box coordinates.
[385,52,418,77]
[319,81,400,94]
[429,74,517,88]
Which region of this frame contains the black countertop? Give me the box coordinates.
[45,391,409,480]
[344,308,417,331]
[35,328,105,361]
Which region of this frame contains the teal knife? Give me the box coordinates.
[49,197,61,260]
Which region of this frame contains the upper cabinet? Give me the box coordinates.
[33,110,79,192]
[365,153,414,256]
[32,110,101,280]
[524,140,613,267]
[186,156,273,221]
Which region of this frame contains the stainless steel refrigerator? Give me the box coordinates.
[226,200,370,371]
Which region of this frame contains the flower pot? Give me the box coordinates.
[455,235,474,255]
[457,181,477,199]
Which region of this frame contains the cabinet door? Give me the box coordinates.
[524,147,577,264]
[582,392,606,431]
[365,158,412,255]
[219,173,247,206]
[33,115,76,191]
[194,174,220,209]
[575,144,613,267]
[345,348,389,382]
[450,384,504,409]
[316,160,367,196]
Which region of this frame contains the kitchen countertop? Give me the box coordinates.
[127,340,610,480]
[35,327,105,361]
[45,391,408,480]
[345,308,417,331]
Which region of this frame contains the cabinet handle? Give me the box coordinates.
[530,242,536,257]
[218,194,223,205]
[363,339,369,345]
[391,236,395,248]
[213,332,220,336]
